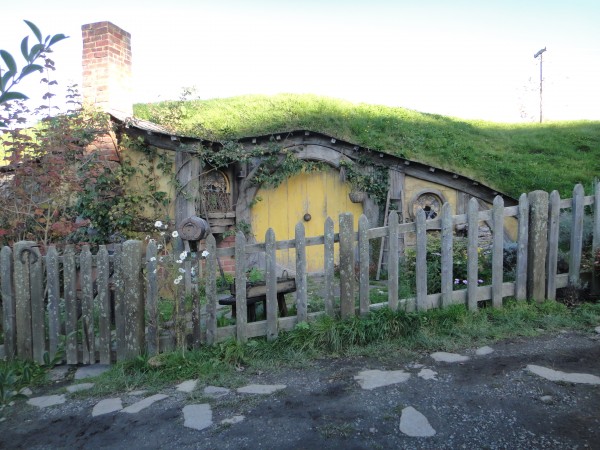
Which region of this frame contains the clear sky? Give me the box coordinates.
[2,0,600,123]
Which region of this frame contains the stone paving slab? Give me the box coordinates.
[354,369,410,390]
[204,386,231,397]
[74,364,110,380]
[176,380,198,393]
[121,394,168,414]
[430,352,470,363]
[526,364,600,385]
[237,384,286,394]
[399,406,436,437]
[183,404,213,431]
[475,346,494,356]
[92,398,123,417]
[27,395,66,408]
[66,383,95,393]
[221,415,245,425]
[417,368,438,380]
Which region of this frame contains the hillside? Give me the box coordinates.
[134,94,600,199]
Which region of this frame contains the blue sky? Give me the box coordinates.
[2,0,600,122]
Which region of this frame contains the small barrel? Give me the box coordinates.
[177,216,209,241]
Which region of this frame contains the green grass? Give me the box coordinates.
[134,93,600,199]
[66,299,600,397]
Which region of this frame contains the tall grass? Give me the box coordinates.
[135,93,600,198]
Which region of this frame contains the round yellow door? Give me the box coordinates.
[250,167,363,273]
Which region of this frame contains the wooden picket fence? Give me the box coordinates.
[1,183,599,364]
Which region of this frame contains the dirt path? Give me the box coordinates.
[2,330,599,449]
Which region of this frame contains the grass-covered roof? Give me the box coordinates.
[134,93,600,199]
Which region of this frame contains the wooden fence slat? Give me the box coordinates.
[339,213,355,319]
[1,246,15,359]
[593,180,600,254]
[205,235,218,345]
[63,245,78,364]
[266,228,278,341]
[515,194,529,300]
[569,184,584,285]
[527,191,549,301]
[358,215,370,316]
[441,203,453,308]
[295,222,308,322]
[113,244,126,362]
[14,241,34,360]
[80,245,94,364]
[546,191,560,300]
[145,242,158,356]
[235,231,248,343]
[29,245,44,364]
[416,209,428,311]
[46,246,60,362]
[467,198,479,310]
[122,240,144,360]
[97,246,111,364]
[492,196,504,308]
[324,217,335,317]
[387,211,399,311]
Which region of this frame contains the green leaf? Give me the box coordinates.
[21,36,29,61]
[0,50,17,74]
[48,34,68,47]
[29,43,44,62]
[0,91,29,104]
[1,71,14,92]
[20,64,43,78]
[24,20,43,43]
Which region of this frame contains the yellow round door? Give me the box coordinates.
[250,167,363,273]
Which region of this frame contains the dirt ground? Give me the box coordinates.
[1,330,599,450]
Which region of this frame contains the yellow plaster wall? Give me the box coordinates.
[403,177,458,218]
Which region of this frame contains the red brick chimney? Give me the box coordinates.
[81,21,132,116]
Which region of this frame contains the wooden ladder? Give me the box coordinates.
[376,191,391,281]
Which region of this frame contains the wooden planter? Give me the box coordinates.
[349,191,367,203]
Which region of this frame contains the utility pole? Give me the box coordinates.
[534,47,547,123]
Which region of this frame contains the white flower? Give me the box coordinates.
[145,235,150,241]
[153,269,157,274]
[174,275,183,285]
[176,260,182,264]
[149,238,156,244]
[201,250,209,258]
[178,268,186,273]
[159,232,165,236]
[149,257,156,262]
[154,220,163,228]
[157,244,163,250]
[172,230,179,238]
[179,251,188,260]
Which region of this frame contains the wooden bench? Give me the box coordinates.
[218,277,296,322]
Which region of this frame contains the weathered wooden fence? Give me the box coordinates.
[1,183,599,363]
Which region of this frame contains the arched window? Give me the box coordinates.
[197,170,231,213]
[409,190,445,221]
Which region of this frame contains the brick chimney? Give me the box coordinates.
[81,21,132,116]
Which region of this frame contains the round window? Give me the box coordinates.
[411,192,443,220]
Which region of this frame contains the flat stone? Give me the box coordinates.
[92,398,123,416]
[399,406,436,437]
[430,352,470,363]
[221,415,245,425]
[66,383,95,393]
[595,326,600,334]
[183,404,213,431]
[176,380,198,393]
[48,365,70,382]
[354,369,410,390]
[476,346,494,356]
[74,364,110,380]
[19,387,33,397]
[540,395,554,404]
[121,394,168,414]
[237,384,286,394]
[418,369,438,380]
[27,394,66,408]
[526,364,600,385]
[204,386,231,397]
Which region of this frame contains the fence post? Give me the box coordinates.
[46,246,60,362]
[467,198,479,310]
[205,235,218,345]
[122,240,144,360]
[387,211,399,311]
[594,180,600,255]
[569,184,584,286]
[265,228,278,341]
[145,241,159,356]
[14,241,35,360]
[339,213,355,319]
[440,203,453,308]
[29,245,44,364]
[546,191,560,300]
[527,190,549,302]
[235,231,248,343]
[113,244,126,362]
[491,196,504,308]
[64,245,78,364]
[97,245,111,364]
[80,245,95,364]
[324,217,335,316]
[358,215,370,316]
[1,246,15,360]
[416,209,428,311]
[515,194,529,300]
[295,222,308,322]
